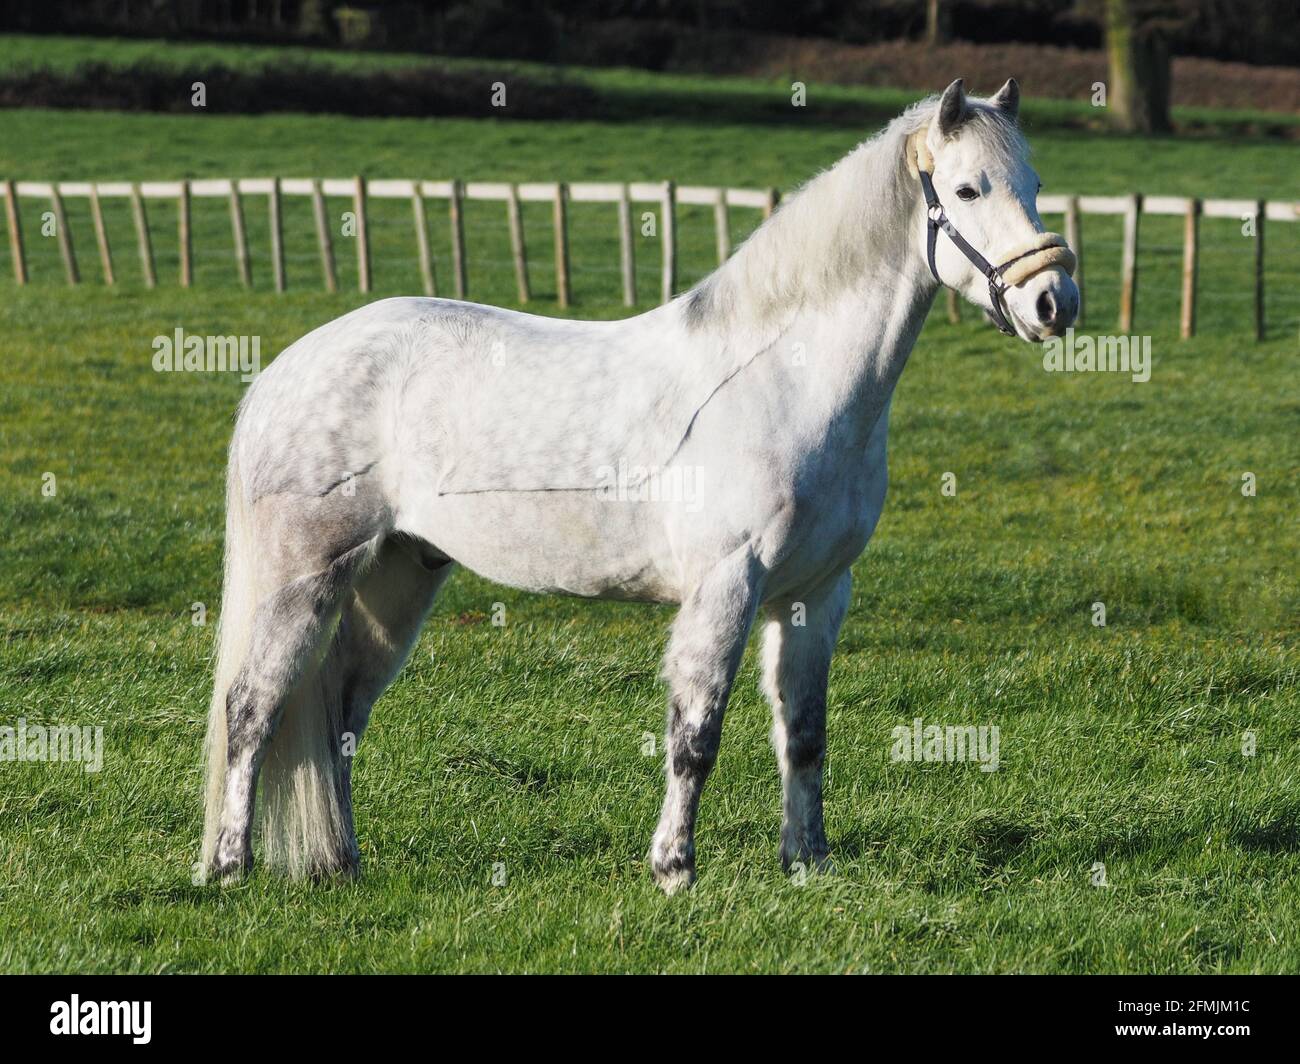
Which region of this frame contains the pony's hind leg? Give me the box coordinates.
[210,532,377,880]
[759,570,851,873]
[328,536,453,865]
[650,546,764,894]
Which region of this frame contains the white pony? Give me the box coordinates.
[201,79,1078,892]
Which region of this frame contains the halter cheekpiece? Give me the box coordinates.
[912,135,1077,338]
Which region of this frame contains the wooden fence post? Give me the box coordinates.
[506,182,528,303]
[764,187,780,219]
[449,178,466,300]
[1065,194,1082,327]
[945,289,960,324]
[1119,192,1141,333]
[713,189,730,265]
[269,176,286,293]
[412,189,436,297]
[178,179,192,288]
[1180,198,1200,340]
[553,182,571,309]
[130,182,155,289]
[229,182,251,287]
[50,186,78,285]
[1253,199,1265,341]
[617,182,635,307]
[310,179,335,293]
[3,180,25,284]
[354,175,371,294]
[89,185,114,285]
[661,180,676,305]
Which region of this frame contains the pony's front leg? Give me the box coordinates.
[650,547,763,894]
[760,570,851,873]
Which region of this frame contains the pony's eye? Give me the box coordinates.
[956,187,979,201]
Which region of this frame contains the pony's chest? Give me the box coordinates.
[772,451,889,588]
[812,475,883,554]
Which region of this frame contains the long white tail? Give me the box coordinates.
[201,446,256,874]
[256,648,354,877]
[201,446,354,879]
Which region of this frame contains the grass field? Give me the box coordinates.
[1,36,1298,973]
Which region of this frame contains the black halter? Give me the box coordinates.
[918,169,1018,336]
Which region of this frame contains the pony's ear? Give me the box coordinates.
[991,78,1020,120]
[935,78,968,138]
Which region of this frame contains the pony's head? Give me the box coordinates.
[910,78,1078,342]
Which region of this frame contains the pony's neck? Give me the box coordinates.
[677,111,937,368]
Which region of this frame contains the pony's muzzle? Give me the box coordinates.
[1030,268,1079,338]
[1034,271,1079,333]
[992,232,1078,338]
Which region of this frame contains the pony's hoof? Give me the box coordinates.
[210,839,252,884]
[781,848,834,877]
[211,857,251,885]
[652,855,696,896]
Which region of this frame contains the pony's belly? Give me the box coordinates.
[399,490,682,603]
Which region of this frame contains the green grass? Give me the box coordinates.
[1,39,1298,973]
[3,284,1296,973]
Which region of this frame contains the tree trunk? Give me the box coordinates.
[1105,0,1172,133]
[925,0,951,47]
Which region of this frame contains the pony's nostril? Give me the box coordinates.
[1036,290,1056,325]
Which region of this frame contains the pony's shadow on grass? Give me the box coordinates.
[1231,817,1300,854]
[832,828,886,864]
[830,804,1300,884]
[833,811,1036,869]
[102,880,211,908]
[439,747,576,793]
[967,816,1036,872]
